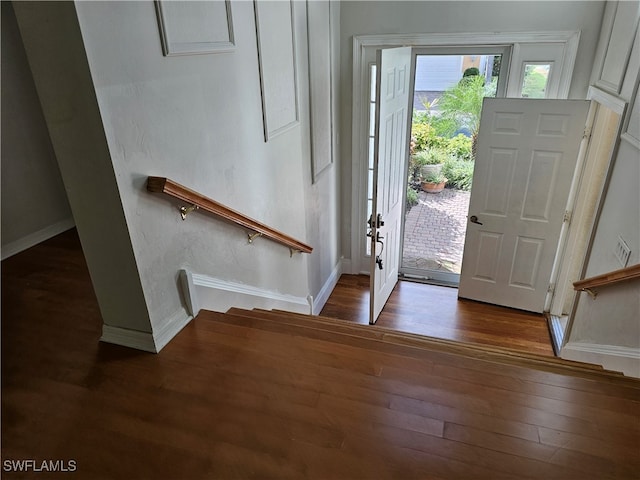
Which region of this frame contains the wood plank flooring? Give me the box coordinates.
[322,274,555,356]
[2,229,639,479]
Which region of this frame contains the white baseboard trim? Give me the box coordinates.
[340,258,354,275]
[100,309,193,353]
[561,342,640,378]
[180,269,200,317]
[100,325,157,353]
[311,259,343,315]
[1,217,75,260]
[153,310,193,352]
[184,269,312,315]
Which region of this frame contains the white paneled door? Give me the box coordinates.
[369,47,412,324]
[459,98,589,312]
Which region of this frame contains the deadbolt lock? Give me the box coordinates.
[367,213,385,228]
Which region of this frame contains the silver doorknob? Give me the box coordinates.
[469,215,483,225]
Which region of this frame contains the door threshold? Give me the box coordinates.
[399,272,459,288]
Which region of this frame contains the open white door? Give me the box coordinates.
[459,98,589,312]
[369,47,412,325]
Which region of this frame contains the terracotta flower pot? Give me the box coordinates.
[421,180,447,193]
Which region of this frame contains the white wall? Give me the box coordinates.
[564,1,640,377]
[76,0,312,321]
[1,2,74,258]
[303,2,343,311]
[570,137,639,349]
[14,1,155,341]
[13,1,340,350]
[338,0,606,258]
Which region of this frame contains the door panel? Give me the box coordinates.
[370,47,412,324]
[459,98,589,312]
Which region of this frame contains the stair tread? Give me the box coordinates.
[203,308,638,385]
[236,308,612,371]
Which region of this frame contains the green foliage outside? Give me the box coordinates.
[442,157,474,191]
[423,171,447,184]
[410,122,443,152]
[412,149,448,166]
[436,75,491,140]
[522,66,548,98]
[444,134,473,162]
[462,67,480,77]
[406,185,419,208]
[409,72,496,192]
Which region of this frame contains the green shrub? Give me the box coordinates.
[437,75,489,141]
[444,134,473,162]
[406,186,419,207]
[522,66,548,98]
[411,122,447,151]
[463,67,480,77]
[442,158,475,191]
[423,171,447,184]
[412,110,430,125]
[411,122,434,151]
[412,148,449,166]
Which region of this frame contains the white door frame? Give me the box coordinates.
[350,31,581,275]
[548,86,627,315]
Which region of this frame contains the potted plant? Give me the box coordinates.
[421,171,447,193]
[413,149,448,179]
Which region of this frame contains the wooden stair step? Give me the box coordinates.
[210,308,434,363]
[7,227,639,479]
[239,307,599,365]
[216,308,637,385]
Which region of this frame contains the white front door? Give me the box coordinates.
[459,98,589,312]
[369,47,412,324]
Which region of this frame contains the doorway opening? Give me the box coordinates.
[353,33,581,281]
[353,31,584,327]
[400,52,508,285]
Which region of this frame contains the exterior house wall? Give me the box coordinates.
[414,56,463,92]
[414,55,491,93]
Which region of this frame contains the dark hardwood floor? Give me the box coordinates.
[321,274,555,356]
[2,229,639,479]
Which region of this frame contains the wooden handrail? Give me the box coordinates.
[573,263,640,294]
[147,176,312,254]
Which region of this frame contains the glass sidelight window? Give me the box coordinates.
[521,63,552,98]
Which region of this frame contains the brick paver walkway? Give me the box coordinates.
[403,188,470,274]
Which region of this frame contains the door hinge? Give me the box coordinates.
[583,126,592,140]
[547,283,555,294]
[563,210,572,224]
